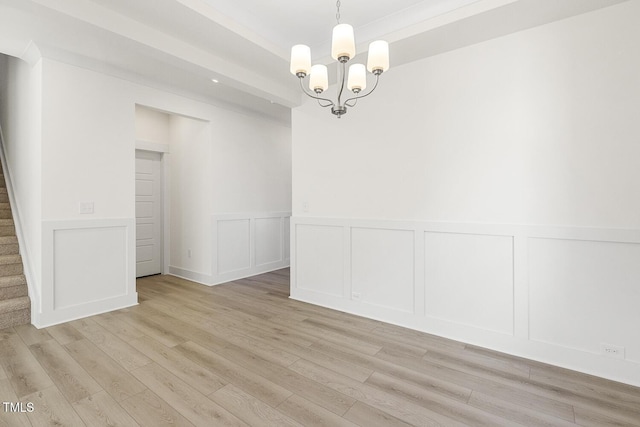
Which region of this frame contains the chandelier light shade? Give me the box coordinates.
[290,45,311,75]
[289,0,389,118]
[309,64,329,92]
[367,40,390,73]
[331,24,356,60]
[347,64,366,92]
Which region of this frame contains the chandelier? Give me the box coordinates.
[289,0,389,118]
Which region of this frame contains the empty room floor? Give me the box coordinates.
[1,268,639,426]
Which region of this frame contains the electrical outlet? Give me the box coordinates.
[600,343,625,359]
[351,292,362,301]
[188,249,192,258]
[302,201,309,212]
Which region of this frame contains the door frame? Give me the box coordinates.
[135,142,170,275]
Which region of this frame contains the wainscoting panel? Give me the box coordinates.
[529,237,640,363]
[290,216,640,387]
[424,232,514,335]
[255,217,282,267]
[53,227,128,310]
[40,218,137,327]
[216,218,251,275]
[351,227,415,314]
[295,224,344,298]
[210,212,291,285]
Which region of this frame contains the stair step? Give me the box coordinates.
[0,275,26,288]
[0,254,21,265]
[0,274,27,299]
[0,235,18,257]
[0,296,30,312]
[0,255,23,276]
[0,283,28,300]
[0,242,19,255]
[0,221,15,236]
[0,296,30,329]
[0,236,18,245]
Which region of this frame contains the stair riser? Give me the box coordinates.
[0,244,19,255]
[0,210,11,219]
[0,194,7,203]
[0,307,30,329]
[0,264,23,276]
[0,225,15,236]
[0,285,28,300]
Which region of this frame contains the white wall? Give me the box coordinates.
[168,114,212,278]
[291,1,640,386]
[135,107,171,146]
[0,54,43,320]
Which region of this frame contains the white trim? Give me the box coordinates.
[290,216,640,387]
[161,153,170,275]
[0,124,41,324]
[168,266,211,286]
[135,139,170,153]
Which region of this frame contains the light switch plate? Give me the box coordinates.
[78,202,94,214]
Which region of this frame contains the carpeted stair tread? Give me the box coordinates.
[0,285,28,300]
[0,254,21,265]
[0,236,18,245]
[0,223,15,237]
[0,255,23,277]
[0,219,14,226]
[0,307,30,329]
[0,296,30,312]
[0,275,26,288]
[0,236,19,256]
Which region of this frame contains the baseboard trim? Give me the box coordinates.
[34,294,138,329]
[168,266,212,286]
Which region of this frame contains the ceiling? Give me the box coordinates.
[0,0,628,124]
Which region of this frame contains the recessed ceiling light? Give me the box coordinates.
[211,78,219,83]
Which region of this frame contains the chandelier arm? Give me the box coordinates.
[298,76,334,107]
[344,73,380,105]
[345,97,358,108]
[317,99,334,108]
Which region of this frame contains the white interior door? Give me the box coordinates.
[136,150,162,277]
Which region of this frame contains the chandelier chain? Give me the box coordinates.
[336,0,341,24]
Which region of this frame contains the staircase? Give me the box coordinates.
[0,167,30,329]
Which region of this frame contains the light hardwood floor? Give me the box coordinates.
[1,268,639,426]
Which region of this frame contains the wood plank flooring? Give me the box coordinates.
[1,268,639,426]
